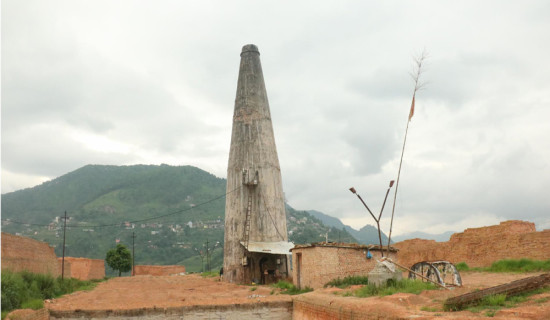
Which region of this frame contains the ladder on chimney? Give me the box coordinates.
[242,169,258,252]
[243,192,253,251]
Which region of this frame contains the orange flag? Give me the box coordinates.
[408,94,415,121]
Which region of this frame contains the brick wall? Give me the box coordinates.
[291,243,397,289]
[59,257,105,280]
[1,232,60,276]
[134,265,186,276]
[394,220,550,268]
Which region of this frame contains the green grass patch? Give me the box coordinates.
[1,270,99,315]
[535,297,550,304]
[484,259,550,273]
[324,276,369,288]
[20,299,44,310]
[420,306,440,312]
[459,259,550,273]
[200,271,219,278]
[353,278,436,298]
[483,294,507,306]
[271,280,312,295]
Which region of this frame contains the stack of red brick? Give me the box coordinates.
[394,220,550,268]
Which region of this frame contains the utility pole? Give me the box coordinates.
[61,211,67,280]
[206,239,210,272]
[132,232,136,276]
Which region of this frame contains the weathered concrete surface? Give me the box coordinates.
[50,302,292,320]
[1,232,60,276]
[223,44,289,284]
[394,220,550,268]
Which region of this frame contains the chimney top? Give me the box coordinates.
[241,44,259,56]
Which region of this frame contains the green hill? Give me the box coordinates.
[1,164,358,273]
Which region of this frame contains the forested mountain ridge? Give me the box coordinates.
[1,164,357,272]
[308,209,391,245]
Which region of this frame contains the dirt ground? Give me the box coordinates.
[46,272,550,319]
[46,274,291,311]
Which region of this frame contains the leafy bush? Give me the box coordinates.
[324,276,369,288]
[1,271,28,311]
[354,278,436,298]
[455,262,470,271]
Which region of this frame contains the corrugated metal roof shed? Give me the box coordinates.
[240,241,294,254]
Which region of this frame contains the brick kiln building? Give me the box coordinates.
[291,242,398,289]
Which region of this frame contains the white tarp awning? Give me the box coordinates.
[240,241,294,255]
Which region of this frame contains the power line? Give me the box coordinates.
[1,186,240,228]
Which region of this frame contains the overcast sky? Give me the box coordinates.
[2,0,550,236]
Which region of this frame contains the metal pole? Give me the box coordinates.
[61,211,67,280]
[132,232,136,276]
[206,239,210,272]
[387,118,410,256]
[354,193,384,256]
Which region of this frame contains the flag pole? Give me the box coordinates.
[386,51,427,256]
[386,105,412,256]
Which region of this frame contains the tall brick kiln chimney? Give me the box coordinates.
[223,44,292,284]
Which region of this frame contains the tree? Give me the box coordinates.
[106,244,132,276]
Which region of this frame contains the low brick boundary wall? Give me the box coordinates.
[292,293,408,320]
[49,301,292,320]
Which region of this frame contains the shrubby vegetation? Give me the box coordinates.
[353,279,436,297]
[1,270,99,318]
